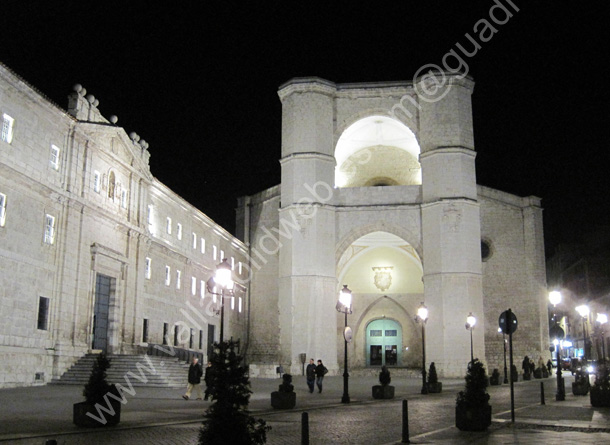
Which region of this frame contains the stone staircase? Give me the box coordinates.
[50,354,190,388]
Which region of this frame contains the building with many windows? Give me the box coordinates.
[0,62,249,387]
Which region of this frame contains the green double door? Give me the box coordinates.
[366,319,402,367]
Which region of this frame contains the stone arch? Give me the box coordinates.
[336,222,423,265]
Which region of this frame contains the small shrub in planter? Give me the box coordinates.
[533,368,542,379]
[372,366,395,399]
[489,368,501,386]
[73,353,121,427]
[510,364,519,382]
[427,362,442,393]
[590,363,610,407]
[456,359,491,431]
[271,373,296,409]
[572,369,590,396]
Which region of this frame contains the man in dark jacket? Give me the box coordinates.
[315,359,328,393]
[203,361,215,400]
[305,358,316,393]
[182,357,203,400]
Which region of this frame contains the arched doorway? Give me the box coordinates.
[366,318,402,366]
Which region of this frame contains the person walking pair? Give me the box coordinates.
[305,358,328,393]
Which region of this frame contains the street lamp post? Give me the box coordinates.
[206,259,234,343]
[501,329,509,384]
[596,313,608,362]
[465,313,476,363]
[576,305,590,361]
[336,285,353,404]
[549,291,565,401]
[416,302,428,395]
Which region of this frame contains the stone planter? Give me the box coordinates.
[572,382,590,396]
[523,373,531,381]
[455,404,492,431]
[427,382,442,393]
[372,385,395,399]
[533,369,542,379]
[271,391,296,409]
[590,387,610,407]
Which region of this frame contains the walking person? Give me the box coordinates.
[305,358,316,393]
[203,361,215,401]
[182,357,204,400]
[315,359,328,393]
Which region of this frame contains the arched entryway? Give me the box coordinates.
[366,318,402,366]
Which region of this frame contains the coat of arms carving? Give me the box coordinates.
[372,266,393,292]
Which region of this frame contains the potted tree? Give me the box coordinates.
[510,364,519,383]
[199,340,270,444]
[271,373,296,409]
[572,368,590,396]
[372,366,394,399]
[590,363,610,407]
[73,353,121,427]
[427,362,442,393]
[489,368,501,386]
[456,359,491,431]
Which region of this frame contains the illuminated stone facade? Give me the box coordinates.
[237,76,549,378]
[0,63,248,387]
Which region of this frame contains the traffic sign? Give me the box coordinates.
[499,310,518,334]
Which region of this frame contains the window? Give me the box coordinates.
[238,296,243,313]
[220,250,225,261]
[1,113,14,144]
[147,204,153,225]
[200,280,205,298]
[44,214,55,244]
[238,262,243,275]
[145,257,152,279]
[165,266,171,286]
[121,190,128,208]
[192,232,197,249]
[199,330,203,349]
[191,277,196,295]
[37,297,50,330]
[370,330,382,337]
[231,296,235,310]
[0,193,6,227]
[166,217,172,234]
[142,318,149,343]
[201,237,205,254]
[93,171,101,193]
[385,330,397,337]
[213,245,217,260]
[231,257,235,270]
[177,223,182,240]
[163,323,169,345]
[174,325,179,346]
[176,270,181,289]
[189,328,194,349]
[50,145,60,170]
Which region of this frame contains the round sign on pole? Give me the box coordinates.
[499,310,518,334]
[344,326,353,343]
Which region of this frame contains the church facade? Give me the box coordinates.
[0,62,549,387]
[237,76,549,378]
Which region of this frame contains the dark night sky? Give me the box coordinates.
[2,1,609,255]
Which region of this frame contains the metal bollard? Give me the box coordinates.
[302,411,309,445]
[402,399,410,443]
[540,381,545,405]
[45,441,57,445]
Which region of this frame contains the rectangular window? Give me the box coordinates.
[370,330,382,337]
[192,232,197,249]
[142,318,149,343]
[163,323,169,345]
[200,280,205,298]
[37,297,50,330]
[231,257,235,270]
[238,296,243,313]
[385,330,397,337]
[174,325,179,346]
[201,238,205,254]
[145,257,152,279]
[191,276,197,295]
[238,262,243,275]
[189,328,194,349]
[44,214,55,244]
[121,190,127,208]
[0,193,6,227]
[93,171,101,193]
[1,113,14,144]
[220,250,225,261]
[176,270,181,289]
[166,217,172,234]
[165,266,171,286]
[231,296,235,310]
[213,245,217,260]
[177,223,182,240]
[199,330,203,349]
[147,204,153,225]
[50,145,60,170]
